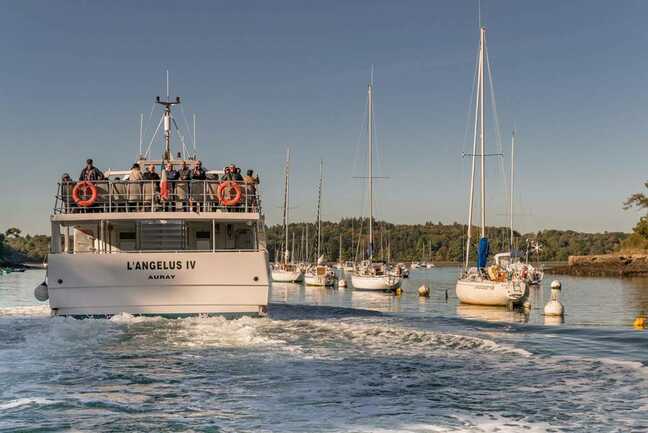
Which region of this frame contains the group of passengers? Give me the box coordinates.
[61,159,259,213]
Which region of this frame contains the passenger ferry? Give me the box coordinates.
[36,93,270,317]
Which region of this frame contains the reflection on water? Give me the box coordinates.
[456,304,529,323]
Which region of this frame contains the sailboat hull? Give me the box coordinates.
[456,279,527,306]
[271,270,303,283]
[304,274,336,287]
[351,274,400,291]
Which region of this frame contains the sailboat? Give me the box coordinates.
[455,26,527,307]
[271,148,304,283]
[351,71,401,291]
[304,161,337,287]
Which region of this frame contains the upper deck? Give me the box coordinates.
[53,176,262,222]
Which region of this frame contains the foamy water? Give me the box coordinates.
[1,269,647,432]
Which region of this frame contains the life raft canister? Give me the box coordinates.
[72,181,98,207]
[217,181,242,206]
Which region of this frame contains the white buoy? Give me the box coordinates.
[417,284,430,297]
[544,280,564,317]
[34,282,49,302]
[338,279,347,288]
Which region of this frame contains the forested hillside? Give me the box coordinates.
[266,218,626,263]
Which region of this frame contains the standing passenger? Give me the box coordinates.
[127,163,142,212]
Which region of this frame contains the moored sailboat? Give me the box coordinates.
[304,161,336,287]
[455,26,527,307]
[271,148,304,283]
[351,71,401,291]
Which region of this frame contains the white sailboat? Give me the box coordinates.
[455,26,527,307]
[304,161,337,287]
[271,148,304,283]
[351,71,401,291]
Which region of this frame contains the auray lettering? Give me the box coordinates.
[127,260,196,271]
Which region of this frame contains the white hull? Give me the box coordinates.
[351,274,400,291]
[304,273,336,287]
[271,269,304,283]
[455,278,526,306]
[47,251,270,317]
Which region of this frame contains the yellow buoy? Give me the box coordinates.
[395,287,403,296]
[417,285,430,297]
[633,313,646,329]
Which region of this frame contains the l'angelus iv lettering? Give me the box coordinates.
[127,260,184,271]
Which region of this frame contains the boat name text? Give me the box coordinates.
[126,260,196,271]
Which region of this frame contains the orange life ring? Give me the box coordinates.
[217,181,242,206]
[72,181,98,207]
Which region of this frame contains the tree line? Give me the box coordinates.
[265,218,627,263]
[0,228,49,265]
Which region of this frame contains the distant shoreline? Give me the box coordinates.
[545,254,648,277]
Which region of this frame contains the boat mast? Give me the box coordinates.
[339,233,343,263]
[368,68,374,263]
[464,27,484,270]
[283,148,290,264]
[316,160,323,260]
[509,129,515,252]
[479,26,486,239]
[156,72,180,161]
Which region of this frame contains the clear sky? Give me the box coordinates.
[1,0,647,234]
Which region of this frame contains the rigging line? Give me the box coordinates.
[485,45,510,227]
[140,102,157,152]
[179,104,195,153]
[144,116,164,159]
[172,118,188,159]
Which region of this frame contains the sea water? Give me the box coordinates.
[0,268,647,432]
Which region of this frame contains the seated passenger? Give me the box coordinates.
[79,158,105,181]
[233,167,244,182]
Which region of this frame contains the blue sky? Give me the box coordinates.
[1,0,647,234]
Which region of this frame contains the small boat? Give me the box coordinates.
[455,26,527,307]
[271,148,304,283]
[350,70,401,291]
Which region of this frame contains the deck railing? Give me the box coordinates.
[54,180,262,214]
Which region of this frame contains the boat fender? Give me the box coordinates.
[544,280,564,317]
[217,181,242,206]
[72,181,98,207]
[417,285,430,297]
[34,282,49,302]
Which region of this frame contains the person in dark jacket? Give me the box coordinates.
[191,160,207,180]
[142,164,160,181]
[79,159,104,181]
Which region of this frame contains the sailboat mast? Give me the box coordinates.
[368,70,374,262]
[339,233,342,262]
[283,148,290,264]
[316,160,323,259]
[464,28,484,270]
[510,130,515,252]
[479,26,486,238]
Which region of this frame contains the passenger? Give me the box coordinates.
[243,169,260,209]
[60,173,73,212]
[142,164,160,181]
[79,158,105,181]
[191,160,207,180]
[142,164,160,211]
[127,163,143,212]
[190,161,207,212]
[177,161,191,211]
[162,162,179,211]
[233,166,244,182]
